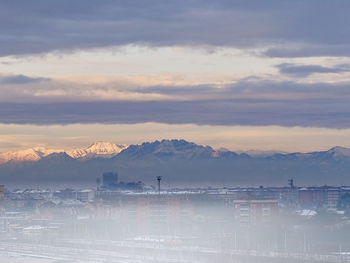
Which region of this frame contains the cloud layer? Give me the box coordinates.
[1,99,347,128]
[276,63,350,77]
[1,1,350,130]
[1,75,350,128]
[0,74,49,84]
[1,0,350,57]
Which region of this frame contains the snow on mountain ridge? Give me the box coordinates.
[2,141,350,164]
[236,149,288,157]
[0,142,128,164]
[119,139,214,159]
[67,141,128,159]
[0,147,61,164]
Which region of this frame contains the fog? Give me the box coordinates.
[0,189,349,263]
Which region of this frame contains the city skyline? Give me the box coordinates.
[2,2,350,262]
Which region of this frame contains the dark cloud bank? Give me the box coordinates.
[0,74,49,84]
[1,0,350,57]
[1,1,350,128]
[1,78,350,128]
[1,98,349,128]
[276,63,350,77]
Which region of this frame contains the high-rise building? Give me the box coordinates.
[326,187,340,209]
[101,172,118,190]
[233,199,278,226]
[0,185,5,200]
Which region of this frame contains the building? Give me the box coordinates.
[101,172,118,190]
[76,189,95,202]
[233,199,278,226]
[53,188,75,200]
[298,188,314,208]
[298,186,340,209]
[0,185,5,200]
[326,187,340,209]
[124,196,193,235]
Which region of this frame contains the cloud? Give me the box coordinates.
[0,74,50,85]
[276,63,350,77]
[1,76,350,128]
[1,1,350,57]
[264,45,350,58]
[2,72,348,103]
[0,76,175,103]
[0,98,348,128]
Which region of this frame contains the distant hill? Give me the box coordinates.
[1,139,350,187]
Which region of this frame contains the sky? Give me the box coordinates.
[1,0,350,152]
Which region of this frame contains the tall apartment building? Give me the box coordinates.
[101,172,118,190]
[0,185,5,200]
[124,196,193,235]
[298,186,340,209]
[233,199,278,226]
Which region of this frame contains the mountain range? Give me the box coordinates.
[1,139,350,187]
[0,142,128,164]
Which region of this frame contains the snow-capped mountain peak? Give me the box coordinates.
[0,142,128,164]
[86,141,127,154]
[0,147,60,164]
[66,141,128,159]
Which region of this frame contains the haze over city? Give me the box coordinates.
[1,1,350,263]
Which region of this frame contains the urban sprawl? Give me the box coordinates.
[0,174,350,262]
